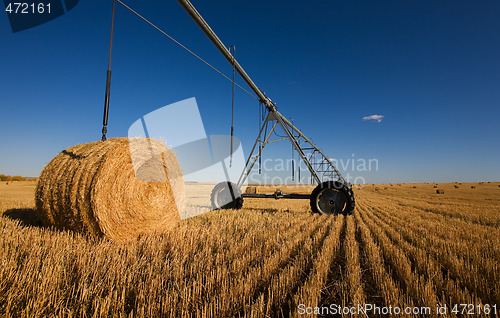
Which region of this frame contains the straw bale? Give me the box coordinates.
[35,137,184,242]
[245,186,257,194]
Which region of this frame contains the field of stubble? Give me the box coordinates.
[0,181,499,317]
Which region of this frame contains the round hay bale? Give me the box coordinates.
[436,189,444,194]
[454,185,459,188]
[245,186,257,194]
[471,186,475,189]
[35,138,184,242]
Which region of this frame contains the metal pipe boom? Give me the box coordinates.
[177,0,348,187]
[177,0,275,111]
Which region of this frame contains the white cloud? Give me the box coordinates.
[362,114,384,123]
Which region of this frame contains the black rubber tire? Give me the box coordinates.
[210,182,244,210]
[310,181,355,215]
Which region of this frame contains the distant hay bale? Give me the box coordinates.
[245,186,257,194]
[412,186,417,188]
[471,186,475,189]
[454,185,459,188]
[433,185,437,188]
[436,189,444,194]
[35,138,184,242]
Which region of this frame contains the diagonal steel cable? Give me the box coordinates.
[116,0,258,100]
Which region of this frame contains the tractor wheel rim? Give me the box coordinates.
[216,188,232,207]
[316,188,347,214]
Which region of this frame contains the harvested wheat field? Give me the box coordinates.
[0,181,499,317]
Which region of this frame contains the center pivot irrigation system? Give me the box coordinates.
[101,0,355,215]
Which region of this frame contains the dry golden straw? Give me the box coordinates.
[35,137,184,242]
[245,186,257,194]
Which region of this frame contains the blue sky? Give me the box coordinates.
[1,0,499,183]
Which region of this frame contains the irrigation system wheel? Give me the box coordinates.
[310,181,355,215]
[210,182,244,210]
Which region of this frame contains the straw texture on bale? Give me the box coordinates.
[35,138,184,242]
